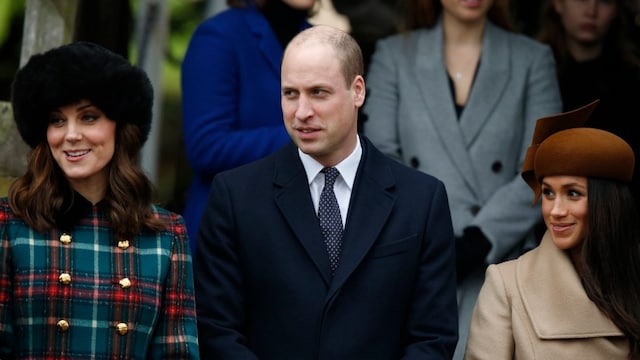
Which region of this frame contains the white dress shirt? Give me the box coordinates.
[298,135,363,227]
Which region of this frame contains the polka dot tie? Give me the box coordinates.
[318,167,343,275]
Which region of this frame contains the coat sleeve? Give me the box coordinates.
[0,205,15,357]
[464,264,515,360]
[361,36,403,161]
[193,174,259,359]
[149,215,200,359]
[471,44,561,263]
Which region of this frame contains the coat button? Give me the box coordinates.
[59,273,71,285]
[119,278,132,289]
[57,319,70,332]
[117,240,130,250]
[115,322,128,335]
[410,157,420,168]
[60,233,72,244]
[491,161,503,173]
[470,205,481,216]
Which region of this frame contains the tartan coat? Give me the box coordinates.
[0,197,199,359]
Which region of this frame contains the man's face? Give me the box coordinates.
[281,41,365,167]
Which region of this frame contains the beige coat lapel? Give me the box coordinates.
[517,232,623,339]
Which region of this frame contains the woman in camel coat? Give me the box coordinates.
[465,101,640,359]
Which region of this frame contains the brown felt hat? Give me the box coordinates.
[521,99,635,203]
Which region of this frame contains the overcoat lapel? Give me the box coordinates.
[459,22,510,144]
[415,23,478,192]
[246,8,282,75]
[273,140,398,294]
[518,233,623,338]
[328,139,395,298]
[273,144,332,285]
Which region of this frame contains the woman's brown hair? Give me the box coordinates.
[9,122,165,240]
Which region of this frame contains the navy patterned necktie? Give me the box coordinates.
[318,167,343,275]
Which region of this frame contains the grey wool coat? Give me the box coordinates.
[363,19,562,359]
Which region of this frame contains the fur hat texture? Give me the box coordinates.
[522,99,635,203]
[11,41,153,148]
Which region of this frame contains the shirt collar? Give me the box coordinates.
[298,135,362,190]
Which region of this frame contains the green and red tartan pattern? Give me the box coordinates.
[0,198,200,359]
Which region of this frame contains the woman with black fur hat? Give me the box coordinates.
[465,100,640,359]
[1,42,200,359]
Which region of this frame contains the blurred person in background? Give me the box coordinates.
[537,0,640,209]
[181,0,315,251]
[362,0,561,357]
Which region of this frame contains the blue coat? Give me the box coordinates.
[180,6,310,250]
[193,137,459,359]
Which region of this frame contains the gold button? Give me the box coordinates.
[59,273,71,285]
[117,240,130,249]
[119,278,132,289]
[115,322,128,335]
[57,319,69,332]
[60,233,72,244]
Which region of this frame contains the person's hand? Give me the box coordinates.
[455,226,492,283]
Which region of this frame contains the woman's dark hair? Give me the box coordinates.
[403,0,515,31]
[580,178,640,359]
[8,122,165,240]
[537,0,640,76]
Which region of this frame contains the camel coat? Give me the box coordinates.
[465,232,628,359]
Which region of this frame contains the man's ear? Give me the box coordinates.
[352,75,366,107]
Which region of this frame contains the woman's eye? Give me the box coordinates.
[568,190,583,198]
[83,114,99,122]
[48,117,64,125]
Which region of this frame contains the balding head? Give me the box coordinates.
[285,25,364,88]
[280,25,366,167]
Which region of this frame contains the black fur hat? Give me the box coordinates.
[11,41,153,148]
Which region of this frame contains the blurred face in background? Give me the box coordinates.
[553,0,618,47]
[440,0,494,24]
[283,0,316,10]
